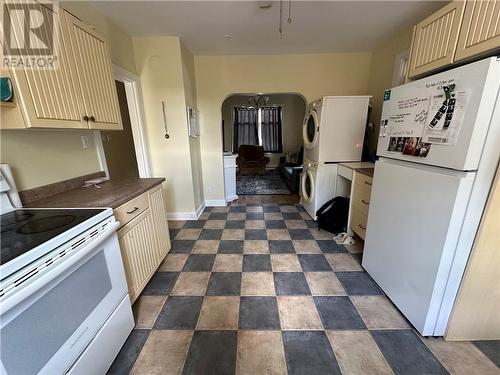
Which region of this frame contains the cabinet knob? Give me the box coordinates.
[89,116,96,122]
[83,115,89,121]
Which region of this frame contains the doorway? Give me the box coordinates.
[221,93,306,199]
[100,80,140,179]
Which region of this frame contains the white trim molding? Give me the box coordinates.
[195,202,206,219]
[205,199,227,207]
[113,65,153,178]
[167,202,206,221]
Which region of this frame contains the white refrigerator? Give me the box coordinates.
[362,57,500,337]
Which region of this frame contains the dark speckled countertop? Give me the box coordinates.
[25,178,165,209]
[355,168,374,178]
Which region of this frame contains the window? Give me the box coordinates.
[233,106,283,153]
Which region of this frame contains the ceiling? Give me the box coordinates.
[87,1,447,55]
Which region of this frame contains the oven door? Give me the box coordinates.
[0,221,128,375]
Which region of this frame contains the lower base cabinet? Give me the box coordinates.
[116,184,170,303]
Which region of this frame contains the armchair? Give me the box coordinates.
[236,145,270,175]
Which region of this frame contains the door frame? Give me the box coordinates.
[97,65,152,178]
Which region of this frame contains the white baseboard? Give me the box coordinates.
[167,212,197,220]
[205,199,227,207]
[195,201,206,219]
[167,202,206,221]
[225,195,238,202]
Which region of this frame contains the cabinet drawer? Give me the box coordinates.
[350,206,368,240]
[352,183,372,215]
[114,192,149,227]
[354,172,373,190]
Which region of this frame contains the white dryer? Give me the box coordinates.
[300,159,338,220]
[303,96,371,163]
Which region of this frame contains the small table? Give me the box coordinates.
[336,162,375,237]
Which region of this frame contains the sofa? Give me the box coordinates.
[236,145,270,175]
[278,148,303,194]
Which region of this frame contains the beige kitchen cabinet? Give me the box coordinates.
[115,184,170,303]
[408,1,466,78]
[0,7,122,130]
[64,11,122,130]
[350,171,373,240]
[455,0,500,62]
[1,6,87,129]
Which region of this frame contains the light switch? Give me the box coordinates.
[81,135,90,149]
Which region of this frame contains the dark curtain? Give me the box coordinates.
[233,107,258,152]
[261,106,283,153]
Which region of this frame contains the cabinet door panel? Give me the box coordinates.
[118,210,158,303]
[64,11,122,130]
[455,0,500,62]
[5,5,86,128]
[148,185,171,261]
[409,1,466,78]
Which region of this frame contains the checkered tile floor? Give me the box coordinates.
[108,203,500,375]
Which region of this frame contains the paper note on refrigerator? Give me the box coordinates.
[386,96,430,137]
[422,90,468,146]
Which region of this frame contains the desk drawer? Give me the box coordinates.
[352,183,372,215]
[350,206,368,240]
[354,172,373,189]
[114,192,149,227]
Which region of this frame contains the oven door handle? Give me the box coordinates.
[0,222,120,315]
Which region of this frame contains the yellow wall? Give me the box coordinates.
[0,2,137,191]
[133,36,197,214]
[194,52,372,201]
[366,27,413,154]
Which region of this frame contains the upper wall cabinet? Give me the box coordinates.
[455,0,500,62]
[408,0,500,79]
[1,7,122,130]
[64,12,122,130]
[408,1,466,78]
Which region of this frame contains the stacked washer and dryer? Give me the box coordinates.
[300,96,371,220]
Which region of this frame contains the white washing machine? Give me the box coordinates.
[300,159,338,220]
[303,96,371,163]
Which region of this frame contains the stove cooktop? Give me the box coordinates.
[1,208,105,266]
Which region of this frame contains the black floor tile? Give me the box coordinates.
[371,330,449,375]
[182,331,237,375]
[107,329,150,375]
[265,220,287,229]
[208,213,228,220]
[305,220,316,228]
[239,297,280,330]
[199,229,223,240]
[153,296,203,329]
[169,228,180,239]
[182,254,216,271]
[246,212,264,220]
[282,212,302,220]
[298,254,332,271]
[336,271,383,295]
[282,331,341,375]
[263,205,280,213]
[288,229,314,240]
[171,240,196,254]
[243,255,272,272]
[183,220,206,228]
[245,229,267,240]
[313,296,366,329]
[206,272,241,296]
[269,240,295,254]
[316,240,347,253]
[142,272,179,295]
[218,240,244,254]
[473,340,500,367]
[224,220,245,229]
[274,272,311,295]
[229,205,246,212]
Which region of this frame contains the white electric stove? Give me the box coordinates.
[0,165,134,375]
